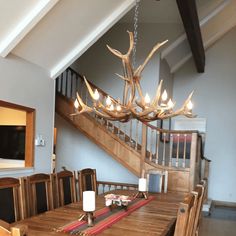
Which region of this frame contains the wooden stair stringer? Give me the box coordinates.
[56,94,141,176]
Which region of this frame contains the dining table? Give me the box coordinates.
[11,190,186,236]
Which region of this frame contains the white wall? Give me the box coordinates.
[55,114,137,184]
[173,27,236,202]
[0,54,55,176]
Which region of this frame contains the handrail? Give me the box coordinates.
[144,122,199,134]
[67,67,110,99]
[97,181,138,188]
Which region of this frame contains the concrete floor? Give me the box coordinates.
[199,205,236,236]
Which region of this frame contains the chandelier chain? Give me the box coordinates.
[132,0,140,68]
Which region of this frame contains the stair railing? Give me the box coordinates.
[56,67,204,173]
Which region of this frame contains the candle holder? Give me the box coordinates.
[135,178,148,200]
[134,191,148,200]
[82,191,96,227]
[79,212,95,227]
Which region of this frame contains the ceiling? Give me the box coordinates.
[0,0,234,78]
[121,0,182,24]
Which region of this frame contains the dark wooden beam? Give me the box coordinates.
[176,0,205,73]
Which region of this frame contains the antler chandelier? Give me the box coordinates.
[73,31,195,123]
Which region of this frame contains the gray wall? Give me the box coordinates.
[0,54,55,176]
[173,27,236,202]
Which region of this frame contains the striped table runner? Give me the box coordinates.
[57,196,155,235]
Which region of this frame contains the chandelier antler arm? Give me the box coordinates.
[106,31,134,58]
[157,91,195,119]
[93,107,130,121]
[106,45,123,59]
[115,73,129,82]
[134,40,168,77]
[126,31,134,57]
[152,80,163,106]
[73,93,93,115]
[84,77,99,100]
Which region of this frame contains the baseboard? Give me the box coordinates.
[213,200,236,208]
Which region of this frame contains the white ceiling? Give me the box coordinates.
[0,0,136,78]
[0,0,234,78]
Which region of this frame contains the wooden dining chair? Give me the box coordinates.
[185,189,200,236]
[25,173,54,217]
[0,219,28,236]
[146,169,168,193]
[0,177,25,223]
[56,170,77,206]
[174,192,196,236]
[78,168,98,200]
[192,179,207,236]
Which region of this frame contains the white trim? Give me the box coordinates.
[0,0,59,57]
[50,0,136,79]
[200,0,231,26]
[161,34,186,59]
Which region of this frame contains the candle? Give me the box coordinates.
[83,191,95,212]
[138,178,147,192]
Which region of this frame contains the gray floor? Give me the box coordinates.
[199,205,236,236]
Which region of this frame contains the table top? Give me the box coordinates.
[11,190,185,236]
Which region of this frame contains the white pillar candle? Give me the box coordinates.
[83,191,95,212]
[138,178,147,192]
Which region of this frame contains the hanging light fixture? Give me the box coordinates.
[72,0,195,123]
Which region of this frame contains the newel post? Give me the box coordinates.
[140,123,147,177]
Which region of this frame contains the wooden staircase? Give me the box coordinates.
[55,68,209,192]
[56,94,141,176]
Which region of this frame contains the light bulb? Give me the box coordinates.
[110,104,114,111]
[144,93,150,104]
[167,99,174,108]
[94,89,99,100]
[74,99,79,109]
[186,100,193,110]
[116,104,121,111]
[106,96,112,106]
[161,90,168,101]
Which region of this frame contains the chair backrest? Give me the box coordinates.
[192,179,207,235]
[174,193,196,236]
[26,173,53,216]
[0,178,24,223]
[185,189,201,236]
[146,169,168,193]
[78,168,97,200]
[56,170,76,206]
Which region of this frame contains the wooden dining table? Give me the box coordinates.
[11,190,186,236]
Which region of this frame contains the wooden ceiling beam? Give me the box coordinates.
[176,0,205,73]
